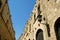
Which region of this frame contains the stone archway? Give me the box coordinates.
[54,17,60,40]
[36,29,44,40]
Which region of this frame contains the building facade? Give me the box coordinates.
[19,0,60,40]
[0,0,15,40]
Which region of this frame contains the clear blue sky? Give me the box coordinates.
[8,0,36,40]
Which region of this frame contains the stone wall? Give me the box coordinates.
[0,0,15,40]
[19,0,60,40]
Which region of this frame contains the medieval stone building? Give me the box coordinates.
[0,0,15,40]
[19,0,60,40]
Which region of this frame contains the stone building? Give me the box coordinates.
[0,0,15,40]
[19,0,60,40]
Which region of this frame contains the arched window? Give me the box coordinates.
[36,29,44,40]
[54,17,60,40]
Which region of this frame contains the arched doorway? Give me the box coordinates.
[54,17,60,40]
[36,29,44,40]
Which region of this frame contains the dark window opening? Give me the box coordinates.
[38,5,40,15]
[43,18,45,21]
[37,15,42,22]
[34,14,36,21]
[33,14,36,24]
[29,24,31,32]
[48,0,49,1]
[5,0,7,3]
[0,0,2,8]
[36,29,44,40]
[29,39,30,40]
[37,5,42,23]
[46,23,50,37]
[54,17,60,40]
[38,24,40,26]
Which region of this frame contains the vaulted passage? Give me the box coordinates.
[36,29,44,40]
[54,17,60,40]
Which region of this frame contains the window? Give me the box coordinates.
[29,24,31,32]
[38,24,40,26]
[36,29,44,40]
[37,5,42,22]
[48,0,49,1]
[0,0,2,8]
[46,23,50,37]
[38,5,40,14]
[54,17,60,40]
[37,15,42,22]
[38,5,41,15]
[34,14,36,21]
[5,0,7,3]
[29,39,30,40]
[43,18,45,21]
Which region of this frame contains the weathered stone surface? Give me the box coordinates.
[19,0,60,40]
[0,0,15,40]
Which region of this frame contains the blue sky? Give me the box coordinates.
[8,0,36,40]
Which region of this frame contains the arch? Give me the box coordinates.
[36,29,44,40]
[54,17,60,40]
